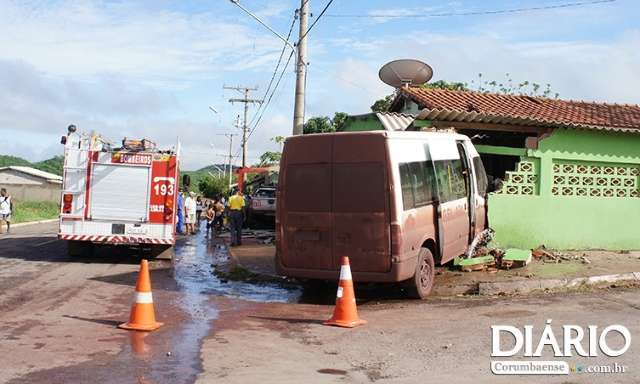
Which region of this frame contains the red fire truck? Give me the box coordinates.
[58,125,179,257]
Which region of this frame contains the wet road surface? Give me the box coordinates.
[0,223,300,383]
[3,223,640,384]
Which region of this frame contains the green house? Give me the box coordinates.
[385,87,640,250]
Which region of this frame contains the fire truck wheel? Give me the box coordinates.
[148,244,174,260]
[67,240,94,257]
[403,247,435,300]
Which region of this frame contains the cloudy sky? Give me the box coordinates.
[1,0,638,170]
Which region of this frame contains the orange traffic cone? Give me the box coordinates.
[324,256,366,328]
[119,259,163,331]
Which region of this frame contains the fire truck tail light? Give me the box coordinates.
[62,194,73,214]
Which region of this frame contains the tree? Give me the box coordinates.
[469,73,559,98]
[421,80,469,91]
[198,175,229,198]
[258,151,281,166]
[303,112,349,134]
[332,112,348,131]
[370,94,394,113]
[303,116,333,134]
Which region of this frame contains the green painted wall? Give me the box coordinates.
[487,128,640,250]
[340,114,384,132]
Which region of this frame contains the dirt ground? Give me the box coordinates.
[1,222,639,384]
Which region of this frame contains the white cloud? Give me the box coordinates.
[320,29,640,106]
[0,1,282,82]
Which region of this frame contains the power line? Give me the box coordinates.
[233,49,295,161]
[247,14,297,128]
[224,85,262,168]
[248,50,295,140]
[325,0,615,19]
[299,0,335,42]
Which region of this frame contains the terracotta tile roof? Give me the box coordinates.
[399,87,640,133]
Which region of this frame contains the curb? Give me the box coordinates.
[477,272,640,296]
[11,218,58,228]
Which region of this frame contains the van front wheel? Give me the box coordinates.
[404,248,435,299]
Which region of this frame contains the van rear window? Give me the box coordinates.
[285,165,331,212]
[334,163,385,213]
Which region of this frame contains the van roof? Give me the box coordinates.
[287,130,470,142]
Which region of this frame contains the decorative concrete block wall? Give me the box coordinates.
[488,128,640,250]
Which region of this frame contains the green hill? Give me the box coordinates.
[0,155,32,168]
[0,154,64,175]
[34,156,64,175]
[181,164,235,193]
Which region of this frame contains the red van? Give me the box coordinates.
[275,131,488,298]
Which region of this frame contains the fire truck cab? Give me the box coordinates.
[58,125,179,257]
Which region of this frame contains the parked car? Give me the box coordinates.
[276,130,488,299]
[247,186,276,226]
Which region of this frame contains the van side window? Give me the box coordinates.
[434,160,467,202]
[399,161,436,210]
[399,164,415,210]
[472,157,488,196]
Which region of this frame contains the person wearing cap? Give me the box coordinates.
[184,191,197,235]
[228,189,245,246]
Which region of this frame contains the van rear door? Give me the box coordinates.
[332,134,390,273]
[280,135,334,270]
[280,133,391,273]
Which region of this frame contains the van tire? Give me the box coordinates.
[404,248,435,299]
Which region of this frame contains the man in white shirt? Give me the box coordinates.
[0,188,12,234]
[184,191,197,235]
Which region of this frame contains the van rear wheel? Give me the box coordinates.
[404,248,435,299]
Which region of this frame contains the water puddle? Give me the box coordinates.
[176,235,300,303]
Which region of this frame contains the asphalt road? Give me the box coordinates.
[1,222,639,384]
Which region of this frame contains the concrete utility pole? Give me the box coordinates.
[225,86,262,168]
[216,127,238,189]
[292,0,309,136]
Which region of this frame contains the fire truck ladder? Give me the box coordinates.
[61,146,90,219]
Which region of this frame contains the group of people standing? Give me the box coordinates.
[175,189,245,245]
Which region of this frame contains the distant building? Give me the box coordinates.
[0,166,62,202]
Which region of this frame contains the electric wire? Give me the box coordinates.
[325,0,615,19]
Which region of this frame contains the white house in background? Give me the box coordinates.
[0,166,62,202]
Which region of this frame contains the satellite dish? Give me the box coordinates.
[378,59,433,88]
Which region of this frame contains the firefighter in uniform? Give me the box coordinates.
[228,190,245,246]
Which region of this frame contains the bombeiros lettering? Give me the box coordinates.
[492,319,631,357]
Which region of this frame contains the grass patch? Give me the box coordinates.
[10,200,59,223]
